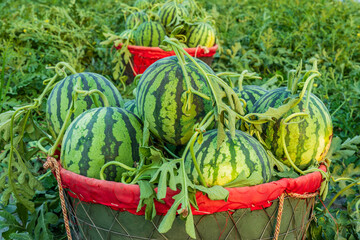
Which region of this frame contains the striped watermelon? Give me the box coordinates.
[158,1,188,33]
[233,85,267,113]
[136,55,214,145]
[186,22,216,48]
[126,11,148,30]
[184,129,272,187]
[46,72,124,138]
[252,87,333,170]
[134,21,166,47]
[61,107,143,181]
[124,99,139,117]
[134,0,150,9]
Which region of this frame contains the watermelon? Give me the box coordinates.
[46,72,124,138]
[61,107,143,181]
[124,99,139,117]
[186,22,216,48]
[134,21,166,47]
[233,85,267,113]
[136,55,214,145]
[126,11,148,30]
[184,129,272,187]
[158,1,188,33]
[134,0,150,9]
[252,87,333,170]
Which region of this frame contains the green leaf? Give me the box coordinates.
[137,180,157,220]
[0,210,21,228]
[150,159,180,199]
[195,185,229,201]
[222,170,265,188]
[327,136,360,161]
[16,203,29,227]
[248,97,301,123]
[0,110,22,141]
[158,189,196,239]
[9,232,33,240]
[44,212,58,225]
[34,204,54,240]
[273,169,300,179]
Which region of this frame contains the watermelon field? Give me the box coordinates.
[0,0,360,239]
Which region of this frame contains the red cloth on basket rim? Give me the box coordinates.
[114,44,218,75]
[59,162,325,215]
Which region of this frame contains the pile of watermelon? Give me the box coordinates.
[115,0,216,48]
[46,54,333,187]
[45,40,333,237]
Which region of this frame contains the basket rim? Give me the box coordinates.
[59,160,325,215]
[114,43,218,55]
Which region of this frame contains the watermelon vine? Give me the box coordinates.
[0,62,76,211]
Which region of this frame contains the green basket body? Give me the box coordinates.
[66,193,316,240]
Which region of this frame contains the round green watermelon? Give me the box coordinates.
[184,129,272,187]
[158,1,188,33]
[186,22,216,48]
[124,99,139,117]
[61,107,143,181]
[46,72,124,138]
[126,11,148,30]
[252,87,333,170]
[134,21,166,47]
[134,0,150,9]
[136,55,214,145]
[233,85,267,114]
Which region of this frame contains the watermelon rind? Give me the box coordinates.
[61,107,143,181]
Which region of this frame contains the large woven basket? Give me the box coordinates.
[53,161,325,240]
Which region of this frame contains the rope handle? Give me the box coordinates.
[43,157,72,240]
[273,192,318,240]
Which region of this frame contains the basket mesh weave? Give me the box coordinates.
[65,189,316,240]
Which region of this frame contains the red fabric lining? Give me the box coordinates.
[60,162,325,215]
[114,44,218,75]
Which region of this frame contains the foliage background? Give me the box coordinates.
[0,0,359,239]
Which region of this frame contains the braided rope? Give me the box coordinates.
[44,157,72,240]
[273,191,319,240]
[273,193,285,240]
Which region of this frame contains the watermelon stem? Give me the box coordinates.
[327,180,360,209]
[49,99,75,157]
[189,131,207,187]
[99,161,136,181]
[181,110,215,187]
[216,71,262,91]
[280,112,309,175]
[75,89,110,107]
[37,137,53,153]
[5,61,77,212]
[171,43,211,114]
